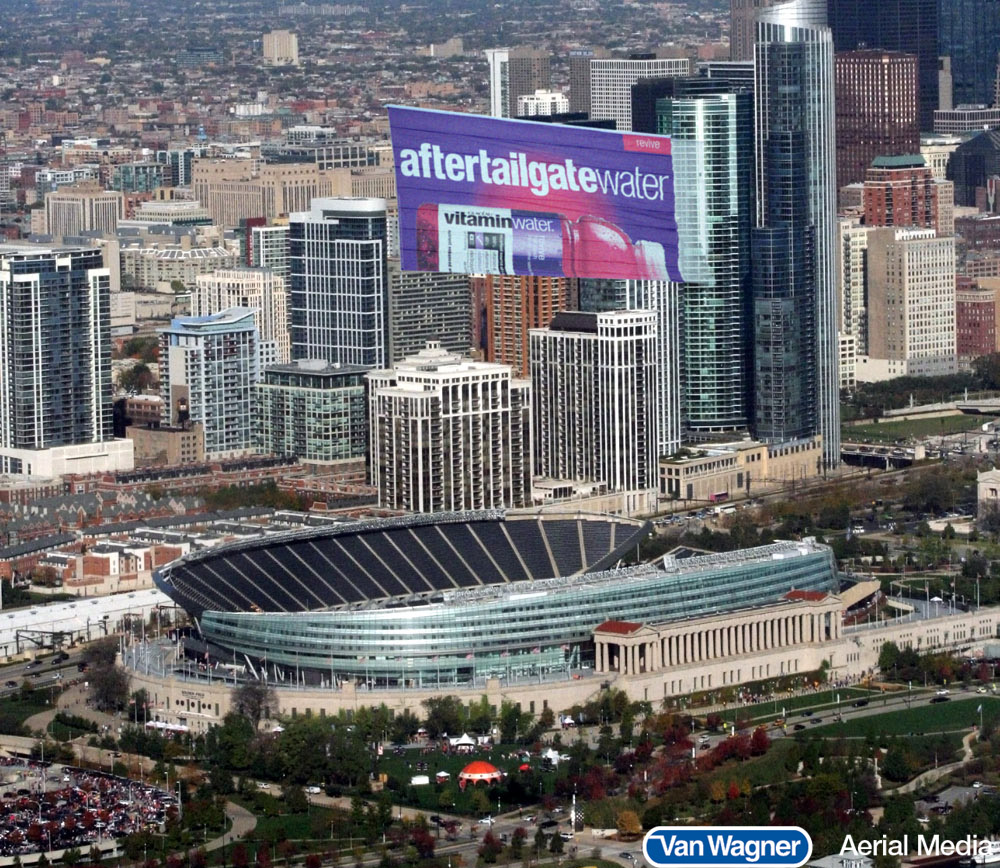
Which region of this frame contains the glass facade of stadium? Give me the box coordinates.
[156,513,839,689]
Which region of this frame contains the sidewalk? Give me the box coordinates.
[883,730,978,795]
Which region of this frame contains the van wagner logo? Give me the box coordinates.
[643,826,813,868]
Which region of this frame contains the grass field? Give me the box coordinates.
[844,414,994,444]
[803,696,1000,739]
[724,688,874,725]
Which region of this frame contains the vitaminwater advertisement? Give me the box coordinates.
[388,105,685,282]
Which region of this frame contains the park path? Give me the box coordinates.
[204,802,258,853]
[884,730,978,795]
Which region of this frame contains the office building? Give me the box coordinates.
[754,0,840,463]
[263,30,299,66]
[531,311,658,503]
[516,90,569,117]
[568,47,610,114]
[921,133,964,181]
[255,359,368,465]
[368,342,531,513]
[938,1,1000,108]
[44,182,124,239]
[834,50,919,189]
[289,198,388,368]
[946,130,1000,208]
[485,47,551,119]
[933,105,1000,135]
[484,275,573,379]
[955,279,1000,366]
[249,224,290,280]
[590,55,692,132]
[191,160,350,229]
[658,81,754,436]
[862,228,956,380]
[0,244,132,476]
[192,268,291,367]
[826,0,938,131]
[159,308,260,459]
[387,260,472,364]
[862,155,954,237]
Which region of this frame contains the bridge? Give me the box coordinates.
[840,443,921,469]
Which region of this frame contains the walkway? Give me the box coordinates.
[205,802,257,853]
[884,730,978,795]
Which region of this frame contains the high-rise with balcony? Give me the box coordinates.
[159,308,260,459]
[289,198,388,369]
[657,78,754,436]
[862,155,954,237]
[0,244,132,476]
[834,50,920,189]
[368,342,531,513]
[192,267,291,367]
[754,0,839,464]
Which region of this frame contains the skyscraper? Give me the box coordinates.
[755,0,840,463]
[864,227,956,379]
[531,311,658,496]
[192,267,291,367]
[159,308,260,459]
[658,79,755,436]
[590,55,692,131]
[834,50,920,189]
[826,0,938,131]
[289,198,388,368]
[262,29,299,66]
[485,275,574,378]
[731,0,777,62]
[862,155,954,237]
[0,244,119,475]
[368,342,531,512]
[387,260,472,363]
[44,182,124,238]
[485,48,551,119]
[568,47,610,114]
[938,0,1000,108]
[577,280,681,457]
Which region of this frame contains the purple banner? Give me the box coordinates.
[388,106,683,282]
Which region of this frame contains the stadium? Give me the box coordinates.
[154,510,841,691]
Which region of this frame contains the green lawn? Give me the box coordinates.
[703,738,798,789]
[803,696,1000,739]
[844,414,994,444]
[727,688,874,725]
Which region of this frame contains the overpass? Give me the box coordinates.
[840,443,921,468]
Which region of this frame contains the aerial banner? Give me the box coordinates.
[388,105,684,282]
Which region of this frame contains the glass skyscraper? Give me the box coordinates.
[289,197,388,369]
[657,80,754,435]
[938,0,1000,108]
[755,0,840,467]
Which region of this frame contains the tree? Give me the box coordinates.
[62,849,83,868]
[233,680,278,730]
[470,787,490,816]
[422,695,464,738]
[90,665,130,712]
[548,834,564,855]
[750,726,770,756]
[878,642,901,672]
[84,637,119,669]
[478,832,503,864]
[616,810,642,839]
